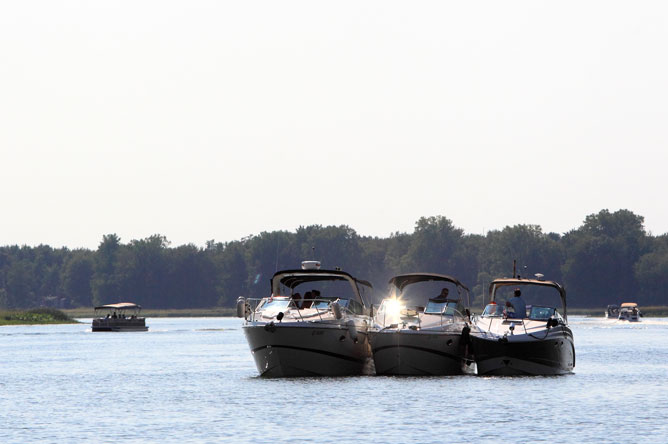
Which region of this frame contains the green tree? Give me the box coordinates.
[63,251,95,307]
[634,235,668,305]
[562,209,647,306]
[91,234,122,306]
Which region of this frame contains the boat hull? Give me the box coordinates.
[243,322,372,377]
[370,330,468,376]
[471,326,575,376]
[91,319,148,332]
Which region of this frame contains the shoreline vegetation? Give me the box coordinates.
[3,210,668,314]
[26,306,668,321]
[62,307,237,319]
[0,308,79,326]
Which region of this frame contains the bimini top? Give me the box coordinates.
[620,302,638,308]
[271,268,372,306]
[389,273,470,292]
[94,302,142,310]
[388,273,471,306]
[489,278,567,321]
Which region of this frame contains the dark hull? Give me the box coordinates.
[470,326,575,376]
[92,319,148,332]
[371,330,467,376]
[243,323,372,377]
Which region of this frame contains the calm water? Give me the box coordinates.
[2,317,667,444]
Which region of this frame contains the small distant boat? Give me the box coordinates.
[617,302,642,322]
[605,304,620,319]
[91,302,149,332]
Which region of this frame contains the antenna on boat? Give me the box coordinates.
[275,236,280,272]
[513,259,517,278]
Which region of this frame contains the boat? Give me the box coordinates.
[91,302,149,332]
[470,275,575,376]
[605,304,620,319]
[617,302,642,322]
[369,273,473,376]
[238,261,374,377]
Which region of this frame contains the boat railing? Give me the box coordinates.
[377,306,468,329]
[243,297,356,322]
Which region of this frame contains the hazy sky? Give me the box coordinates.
[2,1,667,250]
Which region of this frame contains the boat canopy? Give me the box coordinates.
[489,278,568,321]
[271,268,372,306]
[388,273,471,307]
[620,302,638,308]
[94,302,142,310]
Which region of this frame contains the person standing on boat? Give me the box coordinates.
[506,288,526,318]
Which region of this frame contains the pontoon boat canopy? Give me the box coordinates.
[94,302,142,310]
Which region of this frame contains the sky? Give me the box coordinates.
[2,1,667,250]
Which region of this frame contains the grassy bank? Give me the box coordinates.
[0,308,79,326]
[63,307,236,318]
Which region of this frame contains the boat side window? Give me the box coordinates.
[347,299,364,315]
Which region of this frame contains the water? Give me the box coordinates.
[2,317,667,444]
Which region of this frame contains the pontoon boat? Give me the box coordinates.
[91,302,148,332]
[617,302,642,322]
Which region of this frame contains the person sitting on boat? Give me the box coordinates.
[292,292,302,309]
[506,288,526,318]
[435,288,449,301]
[302,291,313,309]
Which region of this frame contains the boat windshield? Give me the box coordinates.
[482,303,504,317]
[259,297,292,312]
[424,300,463,316]
[528,305,556,320]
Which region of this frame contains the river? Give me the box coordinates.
[2,316,667,443]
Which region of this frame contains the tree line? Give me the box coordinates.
[1,209,667,310]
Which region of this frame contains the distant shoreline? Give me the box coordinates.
[62,307,237,318]
[66,305,668,318]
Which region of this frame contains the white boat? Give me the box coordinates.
[91,302,149,332]
[617,302,642,322]
[369,273,473,376]
[605,304,620,319]
[238,261,374,377]
[470,276,575,376]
